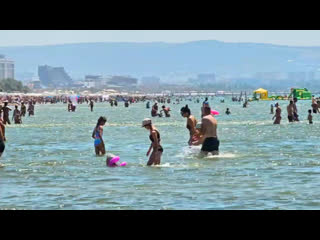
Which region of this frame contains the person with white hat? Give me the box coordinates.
[142,118,163,166]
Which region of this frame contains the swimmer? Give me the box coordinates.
[12,105,22,124]
[270,104,274,114]
[142,118,163,166]
[146,101,150,109]
[272,102,282,124]
[2,101,11,125]
[106,153,121,167]
[308,109,313,124]
[287,100,294,123]
[311,96,318,114]
[192,106,219,156]
[161,105,171,117]
[28,101,34,116]
[225,108,231,115]
[92,116,107,156]
[89,99,94,112]
[151,102,160,117]
[20,102,26,117]
[181,105,198,145]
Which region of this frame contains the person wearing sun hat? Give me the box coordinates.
[142,118,163,166]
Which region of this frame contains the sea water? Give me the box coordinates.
[1,98,320,210]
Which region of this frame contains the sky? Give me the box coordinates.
[1,30,320,47]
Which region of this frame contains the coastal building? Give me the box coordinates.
[38,65,73,87]
[0,54,15,80]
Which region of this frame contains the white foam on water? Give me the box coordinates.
[204,153,237,159]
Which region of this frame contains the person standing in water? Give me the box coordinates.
[270,104,274,114]
[0,119,5,160]
[181,105,198,145]
[308,109,313,124]
[311,96,318,114]
[272,102,282,124]
[225,108,231,115]
[12,105,22,124]
[28,101,34,116]
[151,102,159,117]
[192,107,219,156]
[89,100,94,112]
[92,116,107,156]
[2,101,11,125]
[287,100,294,123]
[20,102,26,117]
[293,97,299,121]
[161,105,171,117]
[142,118,163,166]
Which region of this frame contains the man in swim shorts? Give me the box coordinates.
[287,100,294,123]
[192,106,219,156]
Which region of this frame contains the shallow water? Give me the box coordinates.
[1,98,320,210]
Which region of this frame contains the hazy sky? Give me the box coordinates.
[1,30,320,47]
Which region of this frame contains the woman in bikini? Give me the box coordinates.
[181,105,198,145]
[92,116,107,156]
[142,118,163,166]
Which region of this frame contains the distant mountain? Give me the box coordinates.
[1,40,320,80]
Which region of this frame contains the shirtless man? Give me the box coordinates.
[2,101,11,125]
[287,100,294,123]
[192,106,219,156]
[272,102,281,124]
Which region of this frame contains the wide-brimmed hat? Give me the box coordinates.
[142,118,152,127]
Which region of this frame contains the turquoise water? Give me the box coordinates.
[1,98,320,210]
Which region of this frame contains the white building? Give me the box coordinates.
[0,55,15,80]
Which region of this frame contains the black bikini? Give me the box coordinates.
[149,130,163,152]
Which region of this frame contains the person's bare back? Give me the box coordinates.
[201,114,217,139]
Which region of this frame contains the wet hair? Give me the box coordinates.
[96,116,107,127]
[290,100,293,104]
[180,105,191,115]
[162,105,166,108]
[308,109,312,114]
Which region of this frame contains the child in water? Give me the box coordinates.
[92,116,107,156]
[308,109,313,124]
[106,153,126,167]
